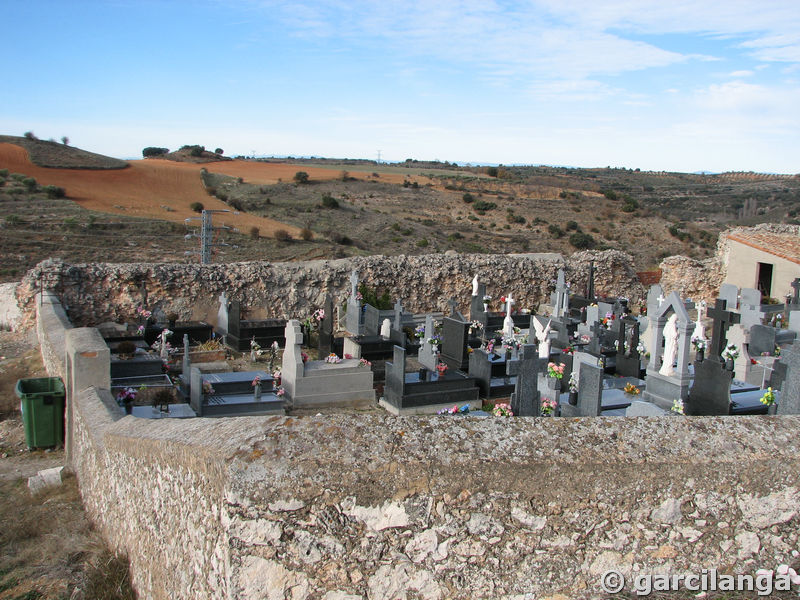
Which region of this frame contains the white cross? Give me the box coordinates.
[657,294,665,307]
[505,293,514,316]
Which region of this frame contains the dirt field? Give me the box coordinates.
[0,143,304,238]
[0,144,435,241]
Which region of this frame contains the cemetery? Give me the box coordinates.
[10,246,800,599]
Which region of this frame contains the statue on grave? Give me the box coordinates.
[502,293,515,337]
[533,318,552,359]
[472,274,479,297]
[692,300,706,343]
[380,318,391,339]
[659,313,679,377]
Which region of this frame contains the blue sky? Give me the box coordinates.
[2,0,799,173]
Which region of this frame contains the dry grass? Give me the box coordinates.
[0,473,135,599]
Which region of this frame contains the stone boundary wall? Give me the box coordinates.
[15,251,644,328]
[36,292,71,379]
[67,384,800,599]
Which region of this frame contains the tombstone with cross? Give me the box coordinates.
[502,292,515,337]
[684,298,740,415]
[417,314,440,371]
[615,315,643,378]
[552,269,569,319]
[470,278,487,322]
[640,288,694,411]
[345,270,363,336]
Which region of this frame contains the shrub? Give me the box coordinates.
[249,226,260,239]
[22,177,37,191]
[417,238,429,247]
[472,200,496,211]
[62,216,79,230]
[214,148,224,155]
[293,171,309,184]
[559,190,568,199]
[462,193,474,203]
[142,147,169,157]
[486,166,499,177]
[4,214,22,226]
[566,220,579,231]
[274,229,292,242]
[44,185,65,198]
[0,169,8,177]
[602,189,618,201]
[229,198,243,212]
[23,131,37,140]
[321,194,339,209]
[190,146,204,157]
[331,233,352,245]
[300,227,313,241]
[190,202,204,213]
[61,136,69,145]
[569,232,596,249]
[548,224,564,238]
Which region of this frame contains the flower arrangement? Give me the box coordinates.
[136,306,152,320]
[623,383,640,395]
[540,397,557,416]
[760,387,776,407]
[276,387,285,397]
[580,334,591,344]
[301,352,308,363]
[427,335,441,347]
[136,325,145,335]
[636,342,646,355]
[469,321,483,334]
[414,325,426,339]
[359,358,372,368]
[721,344,739,361]
[547,362,565,379]
[344,353,353,359]
[303,309,325,331]
[485,340,495,354]
[202,381,215,395]
[272,370,281,384]
[436,362,448,375]
[252,375,261,387]
[502,337,520,352]
[775,345,782,357]
[325,353,342,364]
[691,337,706,352]
[671,398,685,415]
[562,345,575,355]
[437,404,471,415]
[568,372,578,393]
[482,295,492,308]
[116,387,137,405]
[492,403,513,417]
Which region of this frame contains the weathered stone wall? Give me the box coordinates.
[36,292,71,379]
[68,385,800,599]
[16,251,645,328]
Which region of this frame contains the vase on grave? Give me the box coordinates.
[568,391,578,406]
[254,383,262,401]
[505,349,512,361]
[418,367,427,382]
[696,349,704,362]
[483,303,489,313]
[725,358,734,371]
[768,403,778,415]
[436,364,448,377]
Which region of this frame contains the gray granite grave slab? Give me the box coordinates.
[777,343,800,415]
[560,362,602,417]
[685,358,733,416]
[718,284,739,310]
[507,344,540,416]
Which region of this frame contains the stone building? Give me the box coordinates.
[721,226,800,301]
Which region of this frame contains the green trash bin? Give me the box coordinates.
[15,377,66,449]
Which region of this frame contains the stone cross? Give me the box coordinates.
[417,315,439,371]
[554,269,567,318]
[350,270,358,300]
[505,293,514,316]
[281,320,305,398]
[657,294,665,308]
[707,298,741,360]
[447,298,459,317]
[159,329,170,361]
[393,299,403,331]
[181,334,190,377]
[791,278,800,306]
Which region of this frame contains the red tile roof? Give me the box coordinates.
[728,231,800,265]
